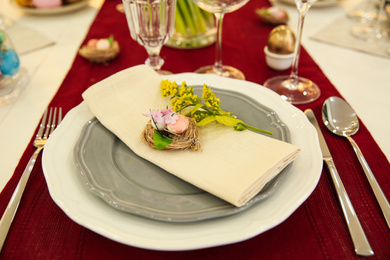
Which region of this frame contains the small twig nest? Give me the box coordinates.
[141,118,201,151]
[78,41,120,63]
[256,7,289,26]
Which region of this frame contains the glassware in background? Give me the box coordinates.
[0,29,29,106]
[351,0,389,43]
[166,0,216,49]
[263,0,320,105]
[347,0,377,22]
[0,14,14,30]
[122,0,177,74]
[191,0,250,80]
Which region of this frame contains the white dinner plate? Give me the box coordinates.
[11,0,89,15]
[42,73,322,251]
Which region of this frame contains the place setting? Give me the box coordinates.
[0,0,390,258]
[40,0,324,251]
[39,0,386,254]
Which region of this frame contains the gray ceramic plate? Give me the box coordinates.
[74,87,291,222]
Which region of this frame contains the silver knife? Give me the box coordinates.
[305,109,374,257]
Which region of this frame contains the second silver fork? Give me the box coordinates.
[0,107,62,252]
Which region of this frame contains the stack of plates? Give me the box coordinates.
[42,73,322,251]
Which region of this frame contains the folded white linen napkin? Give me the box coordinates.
[82,65,300,207]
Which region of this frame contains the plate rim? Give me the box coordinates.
[10,0,89,15]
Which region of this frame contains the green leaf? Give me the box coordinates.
[107,36,114,45]
[153,132,173,150]
[197,116,216,126]
[215,116,243,126]
[234,124,246,131]
[189,103,204,115]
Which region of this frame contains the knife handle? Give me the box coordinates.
[324,158,374,256]
[346,136,390,230]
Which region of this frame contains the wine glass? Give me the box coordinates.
[191,0,250,80]
[351,0,388,43]
[122,0,177,74]
[263,0,320,105]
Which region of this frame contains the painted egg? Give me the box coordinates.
[96,39,111,50]
[0,31,4,44]
[0,49,20,76]
[267,25,296,55]
[167,115,189,134]
[87,39,98,48]
[32,0,62,8]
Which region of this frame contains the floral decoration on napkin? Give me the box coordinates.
[82,65,300,207]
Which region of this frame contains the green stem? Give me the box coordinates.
[187,0,207,32]
[177,0,197,34]
[174,4,187,34]
[240,123,273,135]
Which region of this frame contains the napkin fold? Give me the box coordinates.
[82,65,300,207]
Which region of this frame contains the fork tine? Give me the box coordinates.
[49,108,59,136]
[43,108,54,140]
[36,109,48,140]
[57,107,62,125]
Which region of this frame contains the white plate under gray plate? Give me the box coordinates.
[42,73,322,251]
[73,87,292,222]
[10,0,89,15]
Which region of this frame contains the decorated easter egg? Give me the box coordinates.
[32,0,62,8]
[167,115,189,134]
[14,0,33,7]
[87,39,98,48]
[0,31,4,44]
[96,39,111,50]
[267,25,296,55]
[0,49,20,76]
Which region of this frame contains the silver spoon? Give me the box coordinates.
[322,96,390,230]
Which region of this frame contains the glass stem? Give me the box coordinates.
[360,0,375,22]
[214,12,224,74]
[372,0,386,41]
[145,48,164,72]
[290,3,311,82]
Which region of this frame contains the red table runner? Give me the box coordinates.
[1,0,389,259]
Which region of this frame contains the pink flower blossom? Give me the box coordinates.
[143,108,179,129]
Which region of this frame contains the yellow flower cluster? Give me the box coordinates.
[202,84,220,111]
[159,79,272,135]
[161,79,178,97]
[161,80,199,113]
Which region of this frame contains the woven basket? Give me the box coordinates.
[78,41,120,63]
[141,118,201,151]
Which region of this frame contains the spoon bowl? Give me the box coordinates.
[322,96,359,137]
[322,96,390,230]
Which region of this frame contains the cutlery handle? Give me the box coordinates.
[0,147,42,252]
[347,136,390,229]
[324,158,374,257]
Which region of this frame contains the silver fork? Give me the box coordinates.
[0,107,62,252]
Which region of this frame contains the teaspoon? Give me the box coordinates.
[322,96,390,230]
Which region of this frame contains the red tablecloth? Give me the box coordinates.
[1,0,389,259]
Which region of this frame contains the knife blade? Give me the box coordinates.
[305,109,374,257]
